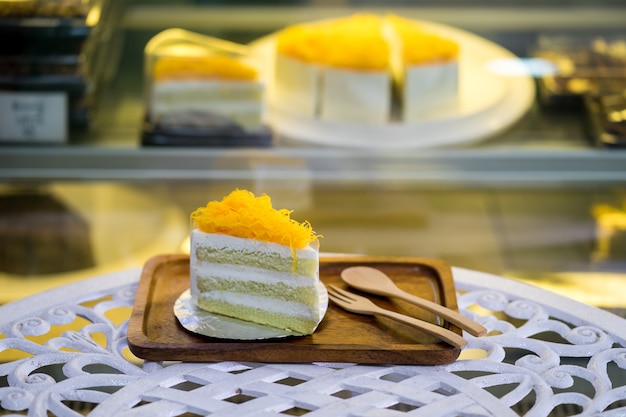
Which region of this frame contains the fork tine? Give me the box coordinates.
[327,286,351,303]
[327,293,344,304]
[328,293,351,308]
[328,285,358,301]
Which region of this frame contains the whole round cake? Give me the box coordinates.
[272,13,459,124]
[189,189,323,335]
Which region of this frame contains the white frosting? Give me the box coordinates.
[273,55,458,123]
[320,67,390,124]
[153,79,262,92]
[403,61,458,120]
[272,54,319,118]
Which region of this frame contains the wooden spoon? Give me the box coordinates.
[341,266,487,337]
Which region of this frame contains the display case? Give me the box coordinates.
[0,0,126,143]
[1,1,625,309]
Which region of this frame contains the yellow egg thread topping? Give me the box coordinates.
[191,189,320,250]
[154,55,258,81]
[276,13,459,69]
[388,15,459,64]
[277,14,390,71]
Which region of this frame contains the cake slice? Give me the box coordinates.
[189,189,322,334]
[150,54,264,130]
[386,15,459,121]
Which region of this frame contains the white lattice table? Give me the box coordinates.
[1,266,626,417]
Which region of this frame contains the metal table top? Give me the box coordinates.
[1,265,625,416]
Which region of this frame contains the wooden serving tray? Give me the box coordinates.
[128,254,463,365]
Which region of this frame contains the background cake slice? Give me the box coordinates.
[145,29,267,135]
[150,54,264,130]
[387,15,459,121]
[189,189,323,335]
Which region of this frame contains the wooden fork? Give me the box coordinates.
[328,285,467,348]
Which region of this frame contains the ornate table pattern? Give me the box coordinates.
[1,266,626,417]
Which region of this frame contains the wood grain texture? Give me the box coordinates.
[128,254,462,365]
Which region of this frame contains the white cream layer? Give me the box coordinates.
[272,54,320,118]
[320,67,391,124]
[403,61,458,120]
[190,230,318,260]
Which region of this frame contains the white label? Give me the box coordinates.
[0,92,68,143]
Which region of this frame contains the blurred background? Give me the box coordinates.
[1,0,625,313]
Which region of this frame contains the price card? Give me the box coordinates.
[0,92,68,143]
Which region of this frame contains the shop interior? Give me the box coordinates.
[1,0,625,314]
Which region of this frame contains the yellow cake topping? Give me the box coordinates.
[191,189,319,249]
[277,14,389,71]
[387,15,459,64]
[154,55,258,81]
[276,13,458,69]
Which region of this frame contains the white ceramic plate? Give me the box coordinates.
[252,19,535,149]
[174,281,328,340]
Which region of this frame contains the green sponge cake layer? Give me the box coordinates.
[195,246,317,276]
[190,230,321,334]
[197,294,318,335]
[195,271,318,305]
